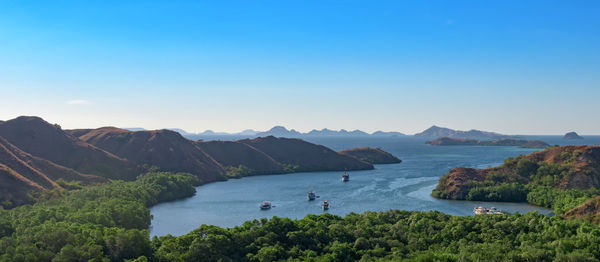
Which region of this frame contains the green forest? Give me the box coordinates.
[0,171,599,261]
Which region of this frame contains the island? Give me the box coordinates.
[563,131,584,139]
[414,125,510,139]
[431,145,600,223]
[425,137,549,148]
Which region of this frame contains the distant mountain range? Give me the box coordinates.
[126,125,515,140]
[126,126,407,139]
[414,125,511,140]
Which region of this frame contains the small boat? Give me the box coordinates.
[341,172,349,182]
[474,206,504,215]
[260,201,272,210]
[307,190,316,201]
[322,200,330,211]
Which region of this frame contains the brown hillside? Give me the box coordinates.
[0,164,42,207]
[239,136,374,172]
[339,147,402,164]
[432,145,600,200]
[76,127,227,182]
[0,136,105,208]
[0,117,139,180]
[195,140,284,175]
[563,196,600,224]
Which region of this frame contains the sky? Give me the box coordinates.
[1,0,599,135]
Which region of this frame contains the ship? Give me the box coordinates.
[322,200,330,211]
[341,172,349,182]
[260,201,272,210]
[307,190,316,201]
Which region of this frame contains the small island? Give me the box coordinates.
[563,131,584,139]
[339,147,402,164]
[425,137,549,148]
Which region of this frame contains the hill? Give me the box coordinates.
[194,140,285,177]
[426,137,549,148]
[0,136,105,208]
[238,136,374,172]
[563,131,584,139]
[0,117,139,180]
[563,196,600,224]
[432,145,600,200]
[73,127,227,182]
[415,125,509,139]
[339,147,402,164]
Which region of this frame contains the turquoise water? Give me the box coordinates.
[150,136,600,236]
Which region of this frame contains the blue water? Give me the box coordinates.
[150,136,600,236]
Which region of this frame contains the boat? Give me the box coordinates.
[341,172,349,182]
[474,206,504,215]
[307,190,316,201]
[322,200,330,211]
[260,201,272,210]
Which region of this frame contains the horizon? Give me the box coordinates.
[2,115,598,136]
[2,1,600,134]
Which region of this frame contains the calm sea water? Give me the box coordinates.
[150,135,600,236]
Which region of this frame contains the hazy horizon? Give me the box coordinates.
[1,1,599,134]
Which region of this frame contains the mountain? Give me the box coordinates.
[415,125,509,140]
[237,129,259,136]
[238,136,374,172]
[339,147,402,164]
[563,132,584,140]
[426,137,549,148]
[0,116,139,180]
[255,126,303,137]
[73,127,227,182]
[306,128,370,137]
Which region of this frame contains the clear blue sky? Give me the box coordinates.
[1,0,599,134]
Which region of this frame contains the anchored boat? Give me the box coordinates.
[341,172,349,182]
[307,190,316,201]
[474,206,504,215]
[322,200,330,211]
[260,201,272,210]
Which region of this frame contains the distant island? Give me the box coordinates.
[431,145,600,223]
[563,131,584,140]
[426,137,549,148]
[0,116,401,208]
[415,125,510,140]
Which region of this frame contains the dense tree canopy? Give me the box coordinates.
[0,172,200,261]
[1,169,599,261]
[153,211,600,261]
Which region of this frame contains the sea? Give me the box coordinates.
[149,135,600,236]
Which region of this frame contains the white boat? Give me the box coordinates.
[341,172,349,182]
[322,200,330,211]
[260,201,272,210]
[474,206,504,215]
